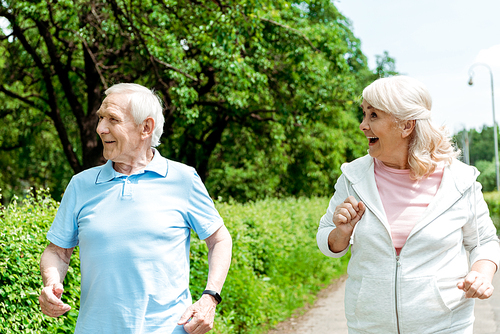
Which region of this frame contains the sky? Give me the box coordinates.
[334,0,500,134]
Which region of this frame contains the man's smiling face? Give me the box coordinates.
[96,93,143,163]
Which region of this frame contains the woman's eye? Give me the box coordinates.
[371,112,377,118]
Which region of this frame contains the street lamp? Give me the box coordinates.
[468,63,499,191]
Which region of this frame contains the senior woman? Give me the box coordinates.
[317,75,500,334]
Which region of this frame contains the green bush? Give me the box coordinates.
[483,191,500,234]
[207,197,348,333]
[1,192,347,333]
[0,189,80,333]
[476,160,497,193]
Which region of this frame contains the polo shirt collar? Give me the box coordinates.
[144,148,168,177]
[95,148,168,184]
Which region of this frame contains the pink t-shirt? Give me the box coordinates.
[374,158,444,255]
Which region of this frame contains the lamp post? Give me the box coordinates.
[468,63,499,191]
[462,129,470,165]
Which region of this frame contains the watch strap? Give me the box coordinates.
[202,289,222,304]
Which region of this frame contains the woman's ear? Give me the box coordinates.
[141,117,155,140]
[401,120,416,139]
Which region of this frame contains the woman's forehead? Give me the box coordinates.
[361,100,373,109]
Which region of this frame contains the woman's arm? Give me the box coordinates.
[457,259,497,299]
[327,196,366,253]
[318,174,366,257]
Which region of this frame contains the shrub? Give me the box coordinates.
[476,160,497,193]
[205,197,348,333]
[1,193,347,333]
[483,191,500,234]
[0,189,80,333]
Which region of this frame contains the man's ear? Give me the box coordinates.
[141,117,155,140]
[402,120,416,139]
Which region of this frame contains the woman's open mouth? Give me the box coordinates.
[368,137,379,144]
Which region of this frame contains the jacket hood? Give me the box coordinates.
[341,155,479,194]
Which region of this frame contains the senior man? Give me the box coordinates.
[38,83,232,334]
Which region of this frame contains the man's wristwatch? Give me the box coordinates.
[202,290,222,304]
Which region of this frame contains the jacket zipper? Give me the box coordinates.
[395,256,401,334]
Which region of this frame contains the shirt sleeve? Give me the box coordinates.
[317,173,350,258]
[464,181,500,270]
[186,170,224,240]
[46,177,80,248]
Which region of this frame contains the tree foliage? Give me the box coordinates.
[373,51,398,79]
[455,126,500,165]
[454,125,500,192]
[1,0,380,202]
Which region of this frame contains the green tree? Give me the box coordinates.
[373,51,398,79]
[475,159,497,192]
[454,126,500,192]
[1,0,377,202]
[454,126,500,166]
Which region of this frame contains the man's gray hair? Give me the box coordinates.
[105,83,165,147]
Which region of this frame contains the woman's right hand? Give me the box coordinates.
[327,196,366,253]
[333,196,366,237]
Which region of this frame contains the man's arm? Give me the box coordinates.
[39,242,74,317]
[178,225,232,334]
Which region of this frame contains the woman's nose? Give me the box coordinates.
[359,118,369,131]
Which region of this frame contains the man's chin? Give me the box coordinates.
[102,151,113,161]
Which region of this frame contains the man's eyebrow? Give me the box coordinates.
[108,112,122,119]
[96,109,122,120]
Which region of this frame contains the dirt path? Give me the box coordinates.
[267,276,348,334]
[268,273,500,334]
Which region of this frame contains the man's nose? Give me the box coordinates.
[96,119,109,134]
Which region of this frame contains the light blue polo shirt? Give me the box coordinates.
[47,149,224,334]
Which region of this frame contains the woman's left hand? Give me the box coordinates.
[457,271,494,299]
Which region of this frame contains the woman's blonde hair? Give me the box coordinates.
[362,76,459,179]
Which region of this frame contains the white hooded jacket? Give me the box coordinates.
[317,155,500,334]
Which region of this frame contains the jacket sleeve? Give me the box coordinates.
[317,173,351,258]
[463,181,500,271]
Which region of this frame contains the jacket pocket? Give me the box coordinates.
[399,276,452,333]
[345,276,397,332]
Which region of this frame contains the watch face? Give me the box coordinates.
[203,290,222,304]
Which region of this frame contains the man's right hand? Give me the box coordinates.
[39,283,71,317]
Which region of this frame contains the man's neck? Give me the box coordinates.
[113,148,154,175]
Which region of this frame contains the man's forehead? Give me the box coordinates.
[98,94,131,114]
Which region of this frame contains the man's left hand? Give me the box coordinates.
[178,294,218,334]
